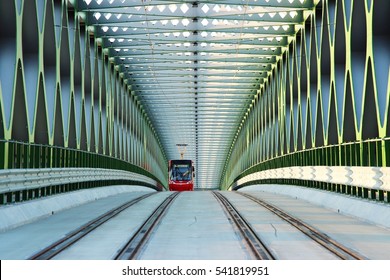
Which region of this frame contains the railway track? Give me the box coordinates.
[212,191,275,260]
[237,191,367,260]
[115,192,180,260]
[27,190,365,260]
[29,192,156,260]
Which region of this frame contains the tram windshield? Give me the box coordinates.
[170,161,192,181]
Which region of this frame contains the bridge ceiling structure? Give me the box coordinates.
[77,0,315,189]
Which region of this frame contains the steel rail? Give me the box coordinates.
[29,192,156,260]
[115,192,180,260]
[212,191,275,260]
[238,191,367,260]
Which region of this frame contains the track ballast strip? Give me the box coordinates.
[238,192,367,260]
[213,191,275,260]
[29,192,155,260]
[115,192,180,260]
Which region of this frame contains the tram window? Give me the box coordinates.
[170,164,192,181]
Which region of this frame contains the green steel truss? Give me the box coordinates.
[222,0,390,198]
[74,0,315,189]
[0,0,389,200]
[0,0,168,194]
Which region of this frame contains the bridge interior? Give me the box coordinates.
[0,0,390,260]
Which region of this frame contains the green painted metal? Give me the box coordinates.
[0,0,389,197]
[0,0,167,192]
[222,0,390,198]
[74,0,315,189]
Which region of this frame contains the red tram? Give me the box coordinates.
[168,159,194,191]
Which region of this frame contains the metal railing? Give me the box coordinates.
[0,140,166,204]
